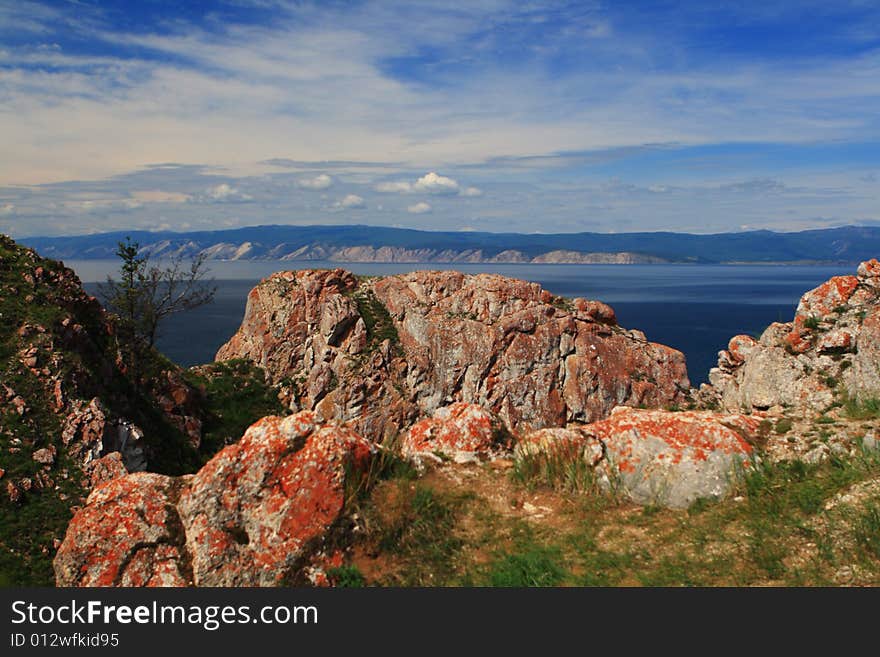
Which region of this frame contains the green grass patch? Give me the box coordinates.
[184,358,286,462]
[486,545,567,587]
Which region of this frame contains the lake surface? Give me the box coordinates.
[71,260,853,386]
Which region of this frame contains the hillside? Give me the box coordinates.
[0,236,285,585]
[22,224,880,264]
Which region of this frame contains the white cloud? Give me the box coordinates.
[376,172,462,195]
[413,172,459,195]
[407,201,432,214]
[335,193,365,209]
[202,183,253,202]
[207,183,236,199]
[298,173,333,190]
[461,186,482,197]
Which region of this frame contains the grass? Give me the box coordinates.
[327,564,367,588]
[774,417,794,434]
[510,443,599,494]
[184,358,287,462]
[843,395,880,421]
[803,315,821,330]
[342,439,880,587]
[853,503,880,560]
[363,483,468,586]
[486,544,567,586]
[350,286,401,354]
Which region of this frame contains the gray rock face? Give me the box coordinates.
[587,407,761,509]
[706,259,880,413]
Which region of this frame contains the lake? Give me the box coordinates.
[70,260,853,386]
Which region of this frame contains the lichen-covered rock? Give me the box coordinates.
[54,473,191,587]
[588,407,757,509]
[845,306,880,399]
[706,260,880,412]
[217,269,691,439]
[153,369,204,449]
[83,452,128,489]
[178,412,374,586]
[401,402,511,464]
[54,412,375,587]
[32,446,56,465]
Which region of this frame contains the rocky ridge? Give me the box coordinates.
[32,251,880,586]
[705,258,880,413]
[217,268,691,441]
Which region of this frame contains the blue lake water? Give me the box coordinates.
[71,260,854,386]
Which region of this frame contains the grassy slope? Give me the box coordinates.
[345,428,880,587]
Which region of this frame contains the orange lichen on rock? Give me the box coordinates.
[585,407,756,509]
[401,402,510,464]
[54,412,375,587]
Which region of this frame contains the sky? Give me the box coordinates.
[1,0,879,237]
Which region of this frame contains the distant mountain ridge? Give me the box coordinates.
[20,224,880,264]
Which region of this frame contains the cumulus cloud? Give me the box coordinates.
[461,186,482,197]
[202,183,253,202]
[335,193,365,209]
[375,172,463,195]
[298,173,333,190]
[414,172,459,195]
[407,201,432,214]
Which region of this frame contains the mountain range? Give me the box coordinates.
[21,224,880,264]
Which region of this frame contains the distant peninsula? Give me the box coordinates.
[22,224,880,265]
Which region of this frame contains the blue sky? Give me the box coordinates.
[1,0,879,236]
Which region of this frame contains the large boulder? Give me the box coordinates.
[588,407,758,509]
[707,259,880,412]
[217,269,691,439]
[178,412,374,586]
[54,412,375,587]
[53,473,190,587]
[401,402,511,465]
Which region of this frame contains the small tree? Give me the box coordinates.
[99,237,216,375]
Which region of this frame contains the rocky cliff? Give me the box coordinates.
[705,259,880,413]
[0,235,205,585]
[217,269,691,440]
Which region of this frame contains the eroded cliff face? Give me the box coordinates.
[705,259,880,413]
[217,269,691,440]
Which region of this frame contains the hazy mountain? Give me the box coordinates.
[21,224,880,264]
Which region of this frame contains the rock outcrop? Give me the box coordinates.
[217,269,691,440]
[706,259,880,412]
[401,402,512,465]
[54,412,375,587]
[586,407,758,509]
